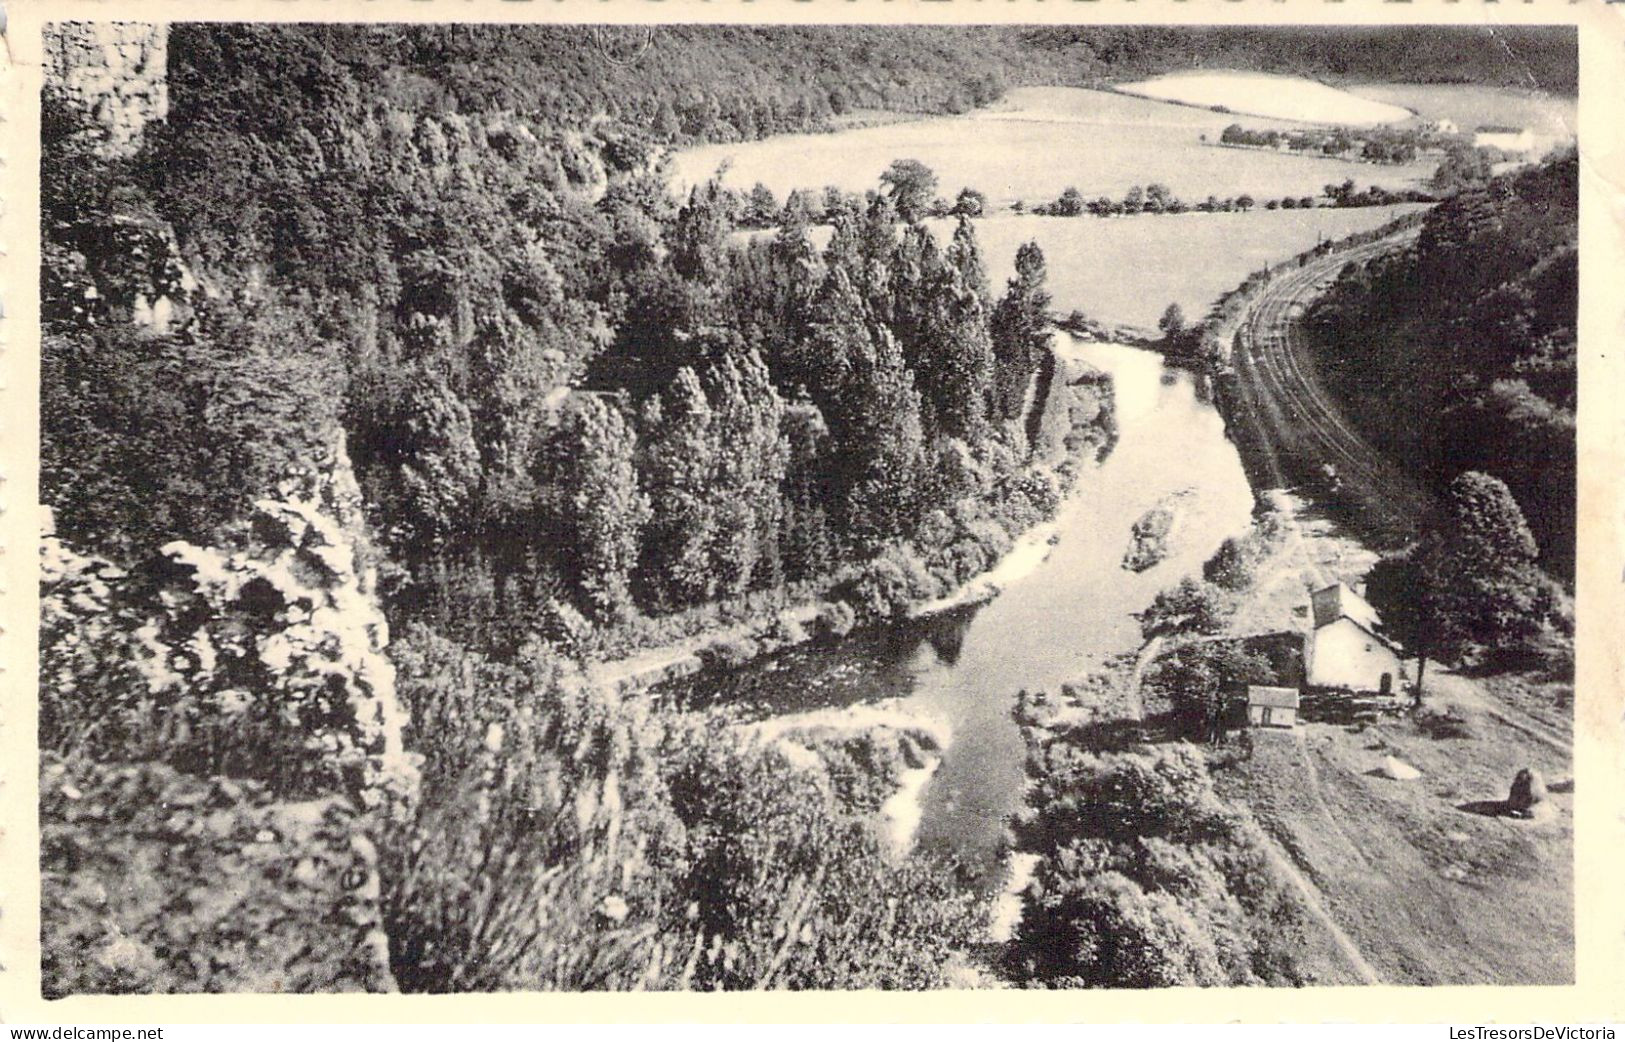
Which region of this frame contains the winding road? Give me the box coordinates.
[1224,229,1435,545]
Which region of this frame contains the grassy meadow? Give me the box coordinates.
[940,206,1430,329]
[1345,83,1576,140]
[672,86,1439,206]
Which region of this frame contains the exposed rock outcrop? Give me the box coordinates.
[40,437,414,809]
[45,23,168,157]
[40,436,414,995]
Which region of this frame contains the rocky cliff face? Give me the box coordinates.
[41,435,416,809]
[40,437,415,994]
[45,23,168,158]
[44,24,202,335]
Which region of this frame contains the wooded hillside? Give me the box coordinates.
[1306,154,1577,579]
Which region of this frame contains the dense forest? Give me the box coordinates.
[45,24,1076,662]
[1305,154,1577,580]
[42,23,1085,992]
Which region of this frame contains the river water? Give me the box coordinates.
[656,337,1256,876]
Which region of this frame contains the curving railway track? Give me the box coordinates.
[1224,228,1434,546]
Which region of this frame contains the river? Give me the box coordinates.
[655,337,1256,877]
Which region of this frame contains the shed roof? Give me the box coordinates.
[1247,686,1301,709]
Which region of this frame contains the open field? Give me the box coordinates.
[940,206,1429,329]
[1345,83,1576,140]
[672,87,1438,206]
[1117,70,1414,125]
[747,204,1426,331]
[1213,699,1572,985]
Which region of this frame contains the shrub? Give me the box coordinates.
[812,600,858,641]
[1007,745,1310,988]
[1415,703,1480,740]
[385,626,982,991]
[1147,640,1272,737]
[1140,577,1229,640]
[763,611,809,649]
[837,546,942,623]
[41,755,393,996]
[699,634,762,671]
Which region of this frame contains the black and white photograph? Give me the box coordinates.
[23,14,1588,1002]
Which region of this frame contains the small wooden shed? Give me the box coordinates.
[1246,686,1300,729]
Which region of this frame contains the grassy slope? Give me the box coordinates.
[1213,706,1572,985]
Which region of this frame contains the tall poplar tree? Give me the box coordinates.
[990,241,1053,423]
[639,367,719,608]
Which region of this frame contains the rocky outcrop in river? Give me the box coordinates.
[1123,488,1194,572]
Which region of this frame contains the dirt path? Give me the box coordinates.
[1255,816,1385,985]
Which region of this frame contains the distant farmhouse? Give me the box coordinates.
[1474,124,1535,152]
[1236,583,1410,730]
[1305,583,1407,696]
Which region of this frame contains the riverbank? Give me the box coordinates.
[581,346,1116,698]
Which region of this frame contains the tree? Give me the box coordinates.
[638,368,719,608]
[541,397,649,623]
[990,241,1051,422]
[795,268,924,549]
[879,159,938,222]
[742,181,779,229]
[781,187,821,226]
[1425,471,1547,664]
[1364,552,1431,701]
[1370,471,1548,687]
[890,223,993,442]
[670,180,735,282]
[1157,303,1187,343]
[704,349,789,597]
[394,367,484,548]
[1235,194,1256,212]
[1148,640,1271,741]
[945,216,992,307]
[652,99,681,140]
[952,187,987,218]
[1140,578,1227,640]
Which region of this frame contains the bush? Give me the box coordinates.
[41,755,393,996]
[1007,745,1310,987]
[699,634,762,671]
[812,600,858,641]
[385,626,983,991]
[837,546,942,623]
[1201,510,1285,592]
[1415,703,1480,740]
[763,611,809,649]
[1140,577,1229,640]
[1146,640,1272,737]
